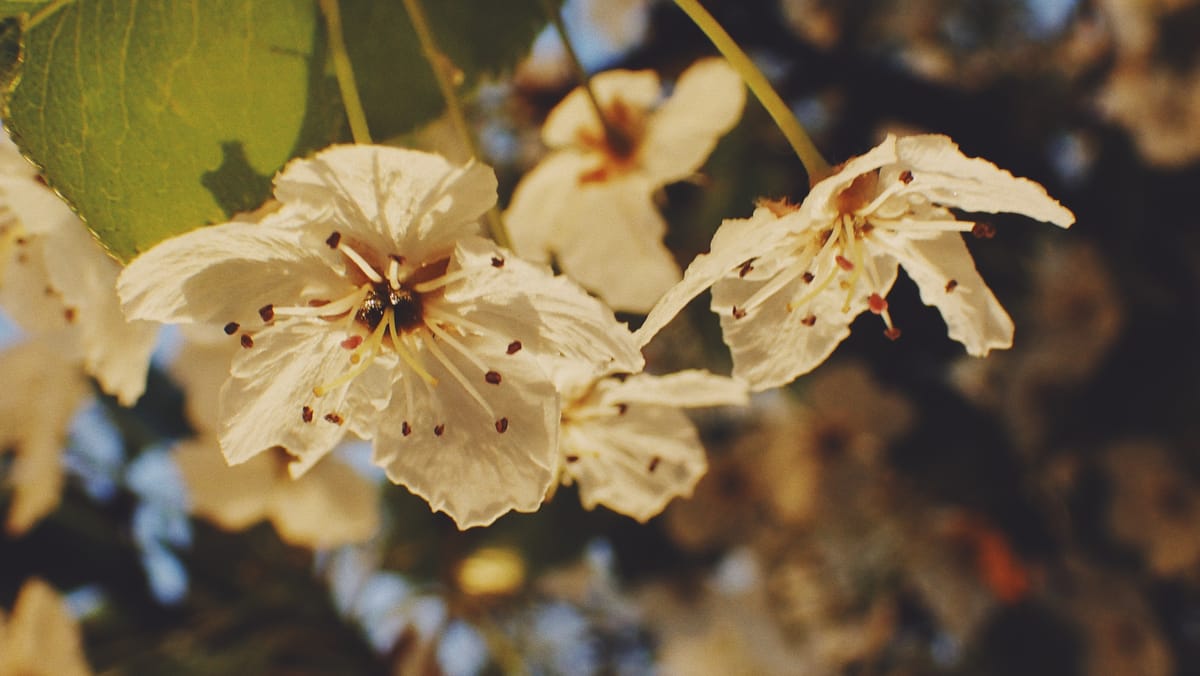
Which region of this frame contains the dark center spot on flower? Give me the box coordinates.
[356,282,423,332]
[491,256,504,268]
[324,412,344,425]
[648,456,661,473]
[224,322,240,335]
[945,279,958,293]
[258,304,275,322]
[506,340,522,354]
[401,421,412,436]
[495,417,509,433]
[302,406,314,423]
[485,370,502,385]
[434,423,445,436]
[241,334,255,348]
[835,171,879,213]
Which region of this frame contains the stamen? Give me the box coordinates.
[389,316,440,386]
[507,341,522,354]
[313,311,389,396]
[424,321,490,375]
[423,332,496,418]
[485,371,502,385]
[413,268,472,294]
[224,322,240,335]
[855,178,913,216]
[274,285,370,318]
[258,304,275,322]
[387,255,402,290]
[423,306,501,341]
[495,418,509,433]
[871,217,975,233]
[302,406,314,422]
[338,241,384,283]
[841,216,866,312]
[241,334,254,348]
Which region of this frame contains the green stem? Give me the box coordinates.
[401,0,511,248]
[539,0,626,151]
[671,0,832,183]
[319,0,373,144]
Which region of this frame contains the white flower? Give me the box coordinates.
[638,134,1075,390]
[0,335,90,535]
[0,579,93,676]
[0,134,157,406]
[119,145,642,528]
[505,58,745,313]
[556,364,747,522]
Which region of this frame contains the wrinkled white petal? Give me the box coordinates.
[894,135,1075,227]
[221,322,393,474]
[0,579,92,676]
[274,145,495,261]
[883,232,1014,356]
[636,206,794,348]
[448,237,644,374]
[542,70,661,149]
[714,249,899,389]
[563,402,706,523]
[639,57,746,183]
[505,152,594,264]
[373,334,558,529]
[270,456,380,548]
[174,438,274,530]
[119,220,338,327]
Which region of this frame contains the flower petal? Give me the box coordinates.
[636,206,794,348]
[118,219,339,327]
[2,579,92,676]
[447,237,644,374]
[599,370,748,409]
[373,334,558,529]
[886,232,1014,356]
[174,437,274,531]
[563,403,707,522]
[639,57,746,184]
[274,145,495,261]
[269,456,380,548]
[894,135,1075,227]
[713,249,899,390]
[542,70,661,149]
[504,152,595,265]
[219,321,393,474]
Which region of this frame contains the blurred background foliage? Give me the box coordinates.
[3,0,1200,674]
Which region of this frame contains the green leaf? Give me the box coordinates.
[3,0,555,261]
[0,1,54,19]
[2,0,336,261]
[342,0,556,141]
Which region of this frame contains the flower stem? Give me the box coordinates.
[671,0,831,183]
[539,0,627,151]
[400,0,511,249]
[319,0,373,145]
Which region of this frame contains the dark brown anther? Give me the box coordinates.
[945,279,958,293]
[971,223,996,239]
[565,455,579,463]
[802,272,814,284]
[738,258,757,278]
[801,314,817,326]
[224,322,240,335]
[325,231,342,248]
[899,170,914,184]
[241,334,254,348]
[401,421,412,436]
[491,256,505,268]
[884,327,902,341]
[341,335,363,350]
[617,403,628,415]
[64,308,76,323]
[495,417,509,433]
[868,293,888,314]
[258,304,275,322]
[732,306,747,320]
[835,255,854,271]
[324,412,344,425]
[648,456,661,473]
[506,341,522,354]
[302,406,314,423]
[434,424,445,436]
[485,371,502,385]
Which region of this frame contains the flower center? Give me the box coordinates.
[356,281,423,333]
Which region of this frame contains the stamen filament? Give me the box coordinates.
[387,255,401,290]
[274,285,369,318]
[390,313,440,386]
[338,242,384,283]
[424,321,490,375]
[870,218,976,233]
[841,216,865,312]
[413,268,472,293]
[423,328,496,418]
[740,248,815,313]
[313,313,389,396]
